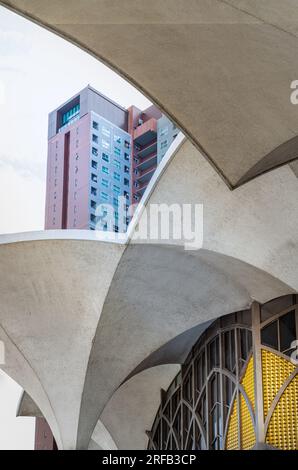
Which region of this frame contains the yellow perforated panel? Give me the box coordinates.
[266,374,298,450]
[262,349,295,418]
[241,356,255,411]
[240,393,256,449]
[226,356,257,450]
[225,396,239,450]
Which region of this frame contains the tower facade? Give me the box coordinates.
[45,85,132,232]
[128,106,178,205]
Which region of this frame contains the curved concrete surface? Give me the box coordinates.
[0,138,297,448]
[17,391,42,418]
[18,390,117,450]
[101,365,180,450]
[133,139,298,291]
[0,132,296,449]
[89,420,117,450]
[2,1,298,187]
[78,245,293,448]
[0,238,124,449]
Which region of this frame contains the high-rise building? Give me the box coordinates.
[45,85,132,233]
[45,86,178,233]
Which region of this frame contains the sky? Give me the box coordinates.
[0,5,151,449]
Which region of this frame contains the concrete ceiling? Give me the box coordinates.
[2,0,298,188]
[0,139,296,448]
[0,138,297,448]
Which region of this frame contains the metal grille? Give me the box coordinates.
[148,297,298,450]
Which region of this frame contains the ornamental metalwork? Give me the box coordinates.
[148,295,298,450]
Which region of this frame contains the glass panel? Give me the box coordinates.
[279,310,296,353]
[261,320,278,350]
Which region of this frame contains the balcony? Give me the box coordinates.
[135,165,157,184]
[135,140,157,159]
[133,118,157,147]
[135,152,157,171]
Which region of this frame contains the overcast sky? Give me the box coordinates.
[0,5,151,449]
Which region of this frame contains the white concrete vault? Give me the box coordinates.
[0,136,297,448]
[2,1,298,188]
[0,134,297,448]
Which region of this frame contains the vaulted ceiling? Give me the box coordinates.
[2,0,298,188]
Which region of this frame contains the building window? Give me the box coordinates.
[102,139,110,150]
[124,140,130,149]
[54,179,57,187]
[102,126,110,138]
[54,166,57,175]
[113,172,120,182]
[161,140,168,149]
[90,200,96,209]
[53,204,56,212]
[92,121,99,130]
[160,127,168,137]
[91,186,97,196]
[113,197,119,207]
[102,166,109,175]
[75,166,78,174]
[124,153,130,161]
[76,153,79,160]
[113,159,121,169]
[90,213,96,223]
[102,152,110,163]
[91,160,97,170]
[100,191,109,201]
[261,310,296,356]
[76,127,79,135]
[124,190,129,199]
[114,147,121,157]
[124,165,129,174]
[61,103,80,126]
[74,192,77,200]
[54,191,57,200]
[92,134,98,143]
[92,147,98,157]
[101,178,109,188]
[76,139,79,148]
[114,135,121,144]
[113,184,120,195]
[91,173,97,183]
[124,177,129,186]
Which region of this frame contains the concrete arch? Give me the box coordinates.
[0,237,124,449]
[77,244,293,448]
[2,1,298,187]
[17,390,117,450]
[0,138,297,448]
[101,364,180,450]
